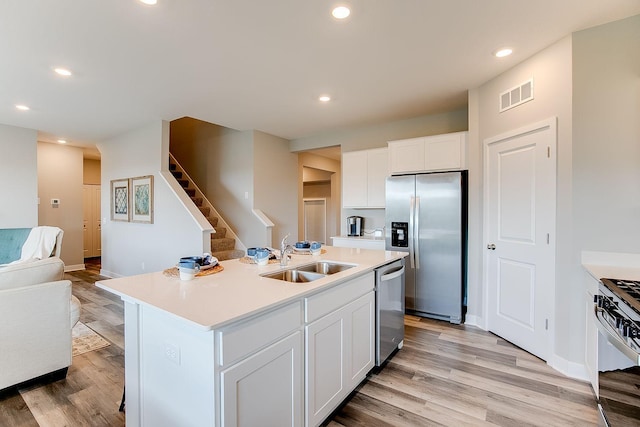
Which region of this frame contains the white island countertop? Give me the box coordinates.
[97,246,406,331]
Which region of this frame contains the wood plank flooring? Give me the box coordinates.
[0,259,598,426]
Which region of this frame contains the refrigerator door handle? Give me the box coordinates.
[414,196,420,270]
[408,196,415,269]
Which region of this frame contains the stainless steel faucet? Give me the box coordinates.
[280,234,294,267]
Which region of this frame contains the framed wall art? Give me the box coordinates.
[130,175,154,224]
[110,178,130,222]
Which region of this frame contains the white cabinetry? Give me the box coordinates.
[221,331,302,427]
[218,302,303,427]
[342,148,387,208]
[388,131,467,174]
[305,273,374,427]
[585,273,599,395]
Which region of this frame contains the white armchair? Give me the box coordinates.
[0,257,81,390]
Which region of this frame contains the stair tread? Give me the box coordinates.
[212,249,245,261]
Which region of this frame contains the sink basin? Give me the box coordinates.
[296,261,355,275]
[261,269,326,283]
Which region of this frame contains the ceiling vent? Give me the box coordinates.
[499,78,534,112]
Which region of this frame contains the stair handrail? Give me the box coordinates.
[169,153,246,251]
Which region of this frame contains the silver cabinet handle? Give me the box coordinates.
[487,244,496,250]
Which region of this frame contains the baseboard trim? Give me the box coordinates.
[549,354,589,381]
[464,314,485,329]
[64,264,85,272]
[99,269,121,279]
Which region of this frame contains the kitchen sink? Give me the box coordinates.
[261,269,326,283]
[260,262,355,283]
[295,261,355,275]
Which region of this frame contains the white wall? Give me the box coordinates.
[571,15,640,360]
[253,131,298,245]
[573,15,640,254]
[37,142,84,268]
[290,109,468,153]
[470,36,574,368]
[0,124,37,227]
[99,121,205,277]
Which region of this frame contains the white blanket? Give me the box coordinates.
[18,226,62,262]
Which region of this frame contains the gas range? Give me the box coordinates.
[595,278,640,426]
[600,278,640,320]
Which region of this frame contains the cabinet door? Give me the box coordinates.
[342,151,368,208]
[585,274,599,396]
[305,290,375,427]
[305,309,345,427]
[221,331,303,427]
[345,292,375,387]
[388,137,425,174]
[367,148,388,208]
[423,132,464,171]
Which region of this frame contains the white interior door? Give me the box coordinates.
[304,198,326,244]
[484,118,556,361]
[83,184,102,258]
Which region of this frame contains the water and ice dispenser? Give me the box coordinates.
[391,221,408,247]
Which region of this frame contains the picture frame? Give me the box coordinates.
[110,178,130,222]
[130,175,154,224]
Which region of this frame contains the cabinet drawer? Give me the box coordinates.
[305,272,374,323]
[218,301,302,367]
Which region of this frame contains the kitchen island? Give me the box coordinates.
[97,246,406,427]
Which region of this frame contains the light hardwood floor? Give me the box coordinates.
[0,261,598,426]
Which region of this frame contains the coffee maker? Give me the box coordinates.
[347,216,364,236]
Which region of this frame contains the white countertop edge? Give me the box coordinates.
[582,250,640,282]
[96,248,408,331]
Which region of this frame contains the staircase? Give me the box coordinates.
[169,158,245,261]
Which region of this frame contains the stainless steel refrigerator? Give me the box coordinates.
[385,171,467,324]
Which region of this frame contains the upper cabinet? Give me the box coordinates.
[388,131,468,175]
[343,147,387,208]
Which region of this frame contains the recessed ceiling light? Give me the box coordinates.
[140,0,157,4]
[494,48,513,58]
[319,95,331,102]
[54,67,72,76]
[15,104,30,111]
[57,139,67,144]
[332,6,350,19]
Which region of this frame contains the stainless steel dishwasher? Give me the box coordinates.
[375,258,405,366]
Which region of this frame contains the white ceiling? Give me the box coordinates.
[1,1,639,150]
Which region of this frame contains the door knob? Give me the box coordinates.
[487,243,496,250]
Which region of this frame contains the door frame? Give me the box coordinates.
[482,117,557,359]
[303,198,327,244]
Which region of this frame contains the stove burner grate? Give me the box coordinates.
[602,278,640,315]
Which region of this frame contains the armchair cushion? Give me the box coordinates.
[0,228,31,264]
[0,257,65,291]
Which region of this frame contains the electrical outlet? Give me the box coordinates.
[164,342,180,365]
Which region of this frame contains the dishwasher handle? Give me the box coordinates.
[380,266,405,282]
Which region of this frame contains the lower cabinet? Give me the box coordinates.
[221,331,303,427]
[305,291,374,427]
[585,274,599,395]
